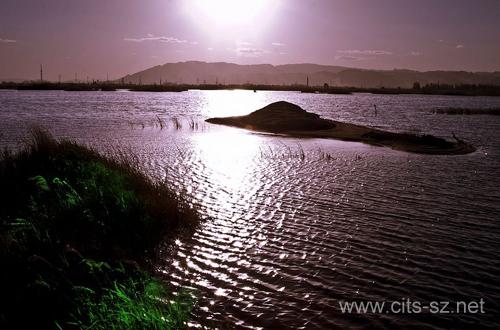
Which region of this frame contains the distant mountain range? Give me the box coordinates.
[121,61,500,88]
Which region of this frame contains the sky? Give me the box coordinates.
[1,0,499,80]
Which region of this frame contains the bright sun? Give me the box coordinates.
[184,0,280,39]
[191,0,269,27]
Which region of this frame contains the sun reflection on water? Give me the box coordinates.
[169,117,272,312]
[198,89,269,118]
[192,128,264,193]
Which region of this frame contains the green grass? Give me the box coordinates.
[68,276,194,330]
[0,129,200,329]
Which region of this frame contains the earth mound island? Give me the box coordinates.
[206,101,476,155]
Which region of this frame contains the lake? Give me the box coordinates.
[1,89,500,329]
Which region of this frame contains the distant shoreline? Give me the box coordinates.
[431,107,500,115]
[2,81,500,97]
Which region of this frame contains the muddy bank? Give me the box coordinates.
[206,101,476,155]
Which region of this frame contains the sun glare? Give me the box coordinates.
[199,89,267,118]
[191,0,268,26]
[184,0,280,39]
[193,129,263,192]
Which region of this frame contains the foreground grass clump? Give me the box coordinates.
[70,274,194,330]
[0,129,198,329]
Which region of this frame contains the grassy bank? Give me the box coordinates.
[0,129,199,329]
[431,107,500,115]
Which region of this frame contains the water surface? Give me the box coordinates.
[1,90,500,329]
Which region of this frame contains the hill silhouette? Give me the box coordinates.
[120,61,500,88]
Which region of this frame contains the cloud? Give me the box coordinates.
[334,55,364,61]
[338,49,393,55]
[409,51,421,56]
[272,42,285,47]
[124,34,188,43]
[456,44,464,49]
[236,47,268,57]
[0,38,16,43]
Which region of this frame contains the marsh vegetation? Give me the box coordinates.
[431,107,500,115]
[0,129,200,329]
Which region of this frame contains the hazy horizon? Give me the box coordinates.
[4,60,500,83]
[1,0,500,81]
[0,0,500,80]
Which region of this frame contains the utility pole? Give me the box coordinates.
[40,64,43,82]
[306,75,309,87]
